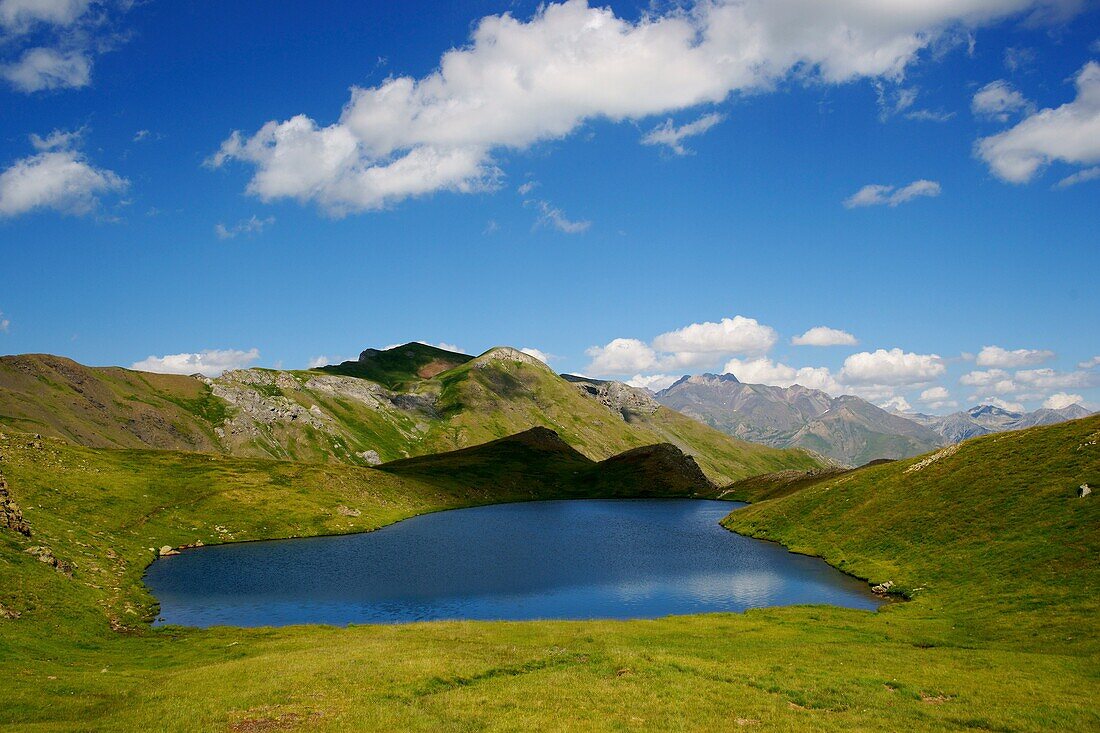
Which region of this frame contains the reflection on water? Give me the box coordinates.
[145,499,881,627]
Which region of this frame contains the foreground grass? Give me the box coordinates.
[2,418,1099,731]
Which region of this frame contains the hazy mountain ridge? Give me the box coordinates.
[655,372,1093,466]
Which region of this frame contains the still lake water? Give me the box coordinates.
[145,499,881,627]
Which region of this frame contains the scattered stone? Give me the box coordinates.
[872,580,895,595]
[0,603,20,620]
[1079,483,1092,498]
[158,545,179,557]
[336,505,361,517]
[358,450,381,465]
[905,444,960,474]
[24,546,72,576]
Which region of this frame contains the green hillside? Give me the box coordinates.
[1,417,1097,731]
[0,345,821,484]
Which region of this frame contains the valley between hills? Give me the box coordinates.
[0,343,1097,731]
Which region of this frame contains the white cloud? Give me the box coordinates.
[975,344,1054,367]
[131,348,261,377]
[520,347,552,363]
[209,0,1073,215]
[1079,356,1100,369]
[626,373,680,392]
[977,396,1025,412]
[839,348,945,386]
[1,46,89,92]
[585,338,658,375]
[307,355,331,369]
[133,129,151,142]
[0,310,9,333]
[959,368,1017,394]
[527,199,590,233]
[653,315,776,357]
[215,215,275,240]
[844,179,941,208]
[641,112,725,155]
[722,356,843,394]
[1043,392,1083,409]
[919,386,957,411]
[0,132,127,217]
[976,61,1100,183]
[791,326,858,347]
[516,180,539,195]
[1014,367,1096,390]
[971,80,1033,121]
[1055,165,1100,188]
[920,386,950,402]
[0,0,91,32]
[880,395,912,413]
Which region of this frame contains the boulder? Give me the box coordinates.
[159,545,179,557]
[1079,484,1092,498]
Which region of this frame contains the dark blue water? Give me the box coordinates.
[145,500,881,627]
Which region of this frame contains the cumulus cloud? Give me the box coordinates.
[722,356,843,394]
[215,215,275,240]
[1014,367,1096,390]
[585,338,658,375]
[919,386,957,410]
[975,344,1054,367]
[527,199,590,233]
[209,0,1072,215]
[976,61,1100,183]
[641,112,725,155]
[880,395,912,413]
[1,46,89,91]
[839,348,945,386]
[520,347,552,363]
[626,373,680,392]
[0,310,9,333]
[0,130,127,217]
[960,368,1016,392]
[791,325,858,347]
[652,316,776,357]
[585,315,779,376]
[1043,392,1083,409]
[1079,356,1100,369]
[978,396,1026,412]
[971,80,1033,121]
[306,355,331,369]
[844,179,941,208]
[131,348,261,377]
[0,0,133,93]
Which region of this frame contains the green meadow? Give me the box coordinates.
[1,416,1098,731]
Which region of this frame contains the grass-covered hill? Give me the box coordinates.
[1,416,1097,731]
[0,345,821,484]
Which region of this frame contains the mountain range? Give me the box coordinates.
[0,343,819,485]
[653,373,1093,466]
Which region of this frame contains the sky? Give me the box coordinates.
[1,0,1098,415]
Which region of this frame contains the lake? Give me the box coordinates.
[144,499,882,627]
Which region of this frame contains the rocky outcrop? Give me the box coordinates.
[0,465,31,537]
[24,545,72,575]
[209,370,331,440]
[565,376,660,418]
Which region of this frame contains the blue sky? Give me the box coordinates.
[1,0,1098,414]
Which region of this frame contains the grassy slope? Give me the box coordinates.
[421,353,819,484]
[2,418,1098,731]
[0,349,821,484]
[0,354,223,451]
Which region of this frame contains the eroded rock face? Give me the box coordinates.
[0,468,31,537]
[209,370,330,440]
[571,378,660,418]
